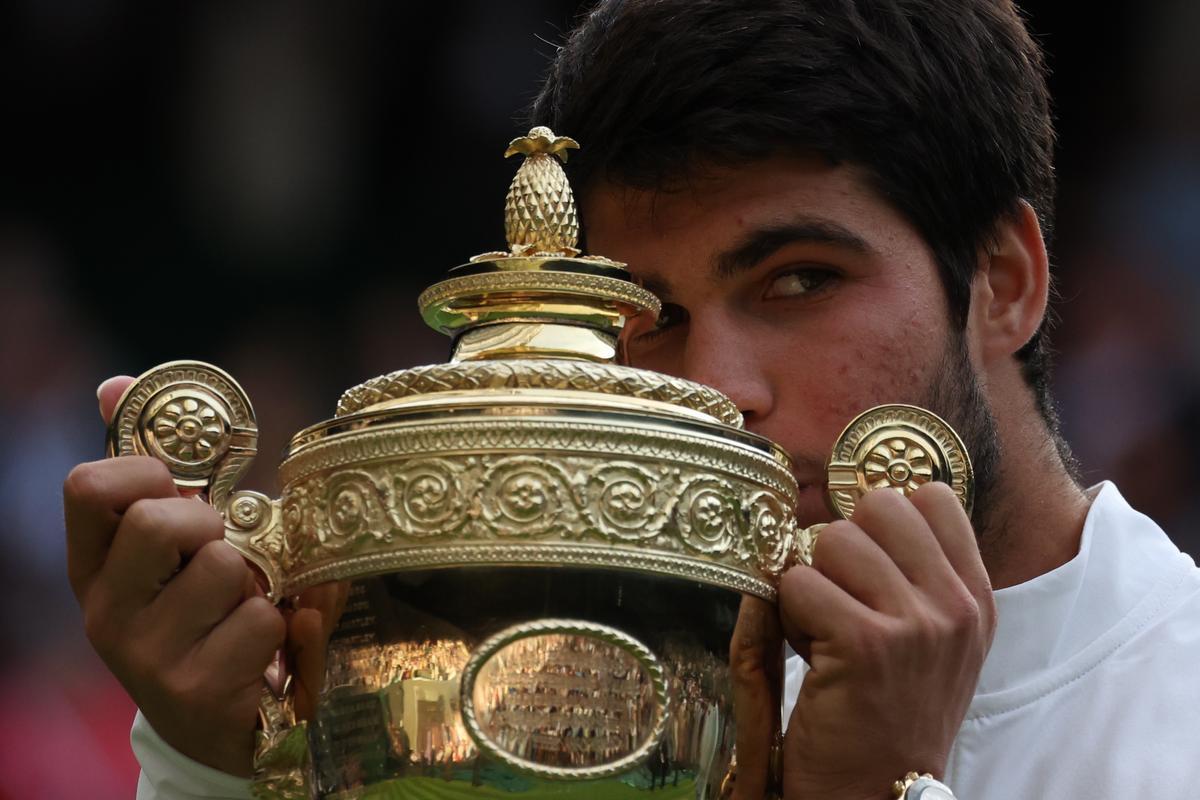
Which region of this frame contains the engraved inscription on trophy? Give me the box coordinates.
[460,620,670,780]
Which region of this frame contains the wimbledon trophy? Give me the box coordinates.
[106,128,972,799]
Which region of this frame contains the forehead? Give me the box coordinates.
[581,156,932,289]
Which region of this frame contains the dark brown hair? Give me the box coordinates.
[531,0,1061,426]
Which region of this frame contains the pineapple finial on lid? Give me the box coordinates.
[501,126,581,257]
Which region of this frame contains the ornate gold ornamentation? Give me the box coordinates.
[281,419,792,500]
[270,419,794,600]
[789,523,825,569]
[584,461,672,540]
[294,542,777,602]
[676,477,740,555]
[481,456,573,536]
[416,269,660,324]
[749,490,797,576]
[147,393,230,465]
[459,619,669,781]
[826,404,974,521]
[229,493,265,529]
[501,126,581,257]
[393,458,468,533]
[106,360,257,510]
[336,358,741,426]
[251,688,312,800]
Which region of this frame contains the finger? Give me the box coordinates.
[197,596,287,689]
[289,607,332,722]
[296,581,350,642]
[908,482,992,602]
[728,595,782,800]
[778,562,877,647]
[63,457,178,600]
[809,520,913,613]
[148,539,257,645]
[99,496,227,615]
[849,488,955,589]
[98,375,135,423]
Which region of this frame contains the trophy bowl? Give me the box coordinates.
[105,128,972,799]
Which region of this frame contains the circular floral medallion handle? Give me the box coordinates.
[106,361,255,500]
[105,360,287,593]
[790,404,975,568]
[105,360,309,800]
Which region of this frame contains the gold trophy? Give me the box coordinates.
[106,128,972,799]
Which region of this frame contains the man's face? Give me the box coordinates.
[586,156,988,528]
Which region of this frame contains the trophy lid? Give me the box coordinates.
[325,127,746,430]
[106,129,801,603]
[261,129,798,599]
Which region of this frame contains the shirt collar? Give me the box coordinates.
[976,481,1187,697]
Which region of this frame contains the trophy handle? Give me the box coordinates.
[106,360,286,595]
[252,682,312,800]
[106,360,310,799]
[790,404,975,567]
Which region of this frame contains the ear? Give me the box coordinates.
[969,200,1049,364]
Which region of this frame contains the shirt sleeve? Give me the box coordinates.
[130,711,254,800]
[781,644,809,730]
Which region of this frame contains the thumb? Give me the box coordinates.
[98,375,135,424]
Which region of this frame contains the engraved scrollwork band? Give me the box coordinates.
[263,417,797,599]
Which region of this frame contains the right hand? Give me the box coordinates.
[63,376,287,777]
[777,485,995,798]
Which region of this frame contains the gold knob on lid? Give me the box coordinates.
[501,126,581,257]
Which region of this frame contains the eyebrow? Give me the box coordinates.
[631,215,874,303]
[714,216,874,280]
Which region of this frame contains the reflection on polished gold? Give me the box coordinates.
[297,574,733,797]
[461,621,668,780]
[104,127,974,799]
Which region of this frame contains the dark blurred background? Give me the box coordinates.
[0,1,1196,795]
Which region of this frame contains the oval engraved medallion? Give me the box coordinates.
[460,620,669,780]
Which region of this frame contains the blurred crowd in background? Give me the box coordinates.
[1,1,1197,795]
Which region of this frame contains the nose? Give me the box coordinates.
[680,316,774,429]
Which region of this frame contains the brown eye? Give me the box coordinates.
[763,269,833,299]
[633,302,689,343]
[655,302,688,330]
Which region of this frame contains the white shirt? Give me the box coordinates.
[138,482,1200,798]
[951,481,1200,796]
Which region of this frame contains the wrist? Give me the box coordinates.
[780,773,895,800]
[782,766,949,800]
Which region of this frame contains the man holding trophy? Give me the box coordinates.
[63,0,1200,798]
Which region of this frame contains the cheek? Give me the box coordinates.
[760,300,946,451]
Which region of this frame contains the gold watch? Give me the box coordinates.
[893,772,958,800]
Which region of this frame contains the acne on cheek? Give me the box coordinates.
[807,337,931,429]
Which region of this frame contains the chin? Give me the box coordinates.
[794,485,837,529]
